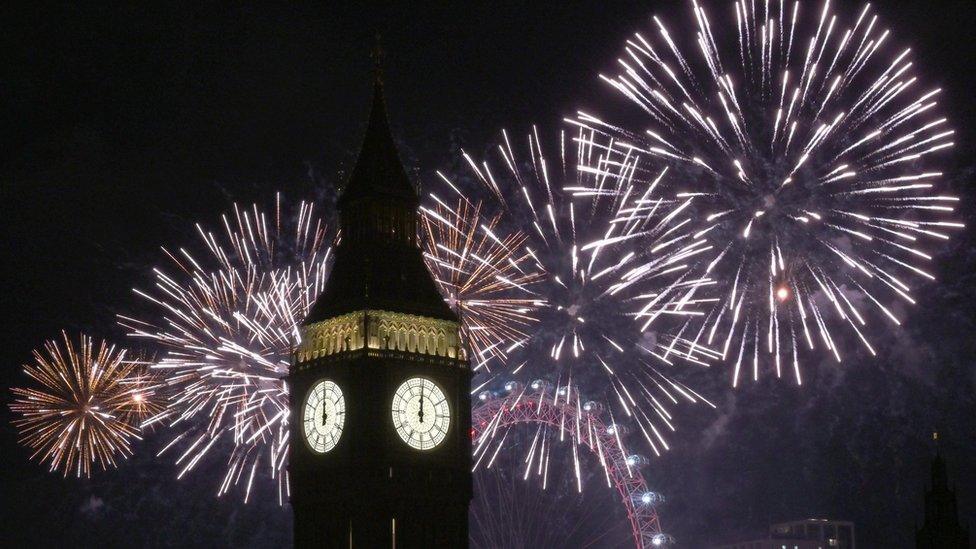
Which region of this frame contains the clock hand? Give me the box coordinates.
[321,404,328,426]
[418,389,425,424]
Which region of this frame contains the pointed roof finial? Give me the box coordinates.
[372,33,384,85]
[335,43,418,210]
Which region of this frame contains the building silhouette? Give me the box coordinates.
[769,519,855,548]
[916,444,970,549]
[712,519,854,549]
[288,66,472,548]
[712,539,821,549]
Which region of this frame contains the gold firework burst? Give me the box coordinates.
[9,332,157,477]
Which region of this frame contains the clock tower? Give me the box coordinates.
[288,71,472,548]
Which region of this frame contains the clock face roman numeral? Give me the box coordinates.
[303,380,345,454]
[391,377,451,450]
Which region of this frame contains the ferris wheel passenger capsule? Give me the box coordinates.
[582,400,604,415]
[650,533,675,546]
[529,379,550,393]
[625,454,649,467]
[636,491,665,506]
[503,380,523,394]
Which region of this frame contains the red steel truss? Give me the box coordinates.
[472,391,666,548]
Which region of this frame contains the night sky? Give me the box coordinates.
[3,2,975,547]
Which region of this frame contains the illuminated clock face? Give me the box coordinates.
[391,377,450,450]
[302,380,345,454]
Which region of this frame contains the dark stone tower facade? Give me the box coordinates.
[916,448,970,549]
[288,73,472,548]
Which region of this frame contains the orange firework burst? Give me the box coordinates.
[421,198,543,370]
[9,332,157,478]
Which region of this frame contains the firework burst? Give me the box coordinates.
[432,127,717,465]
[119,194,331,503]
[438,127,715,374]
[575,0,962,386]
[420,197,543,370]
[9,332,157,478]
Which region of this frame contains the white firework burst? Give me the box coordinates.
[574,0,962,386]
[119,194,331,503]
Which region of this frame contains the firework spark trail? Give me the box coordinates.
[420,198,544,371]
[118,193,331,503]
[9,332,158,478]
[115,351,167,430]
[574,0,962,386]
